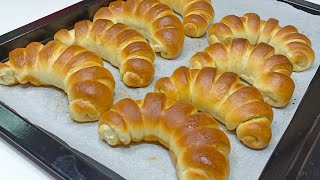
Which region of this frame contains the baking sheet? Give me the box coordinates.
[307,0,320,4]
[0,0,319,179]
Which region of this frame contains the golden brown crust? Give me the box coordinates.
[177,144,229,180]
[189,38,295,107]
[54,19,155,87]
[236,118,272,149]
[99,92,230,180]
[93,0,184,59]
[208,13,315,71]
[0,40,115,122]
[155,66,273,149]
[159,0,214,37]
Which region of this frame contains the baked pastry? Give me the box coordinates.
[207,13,315,71]
[159,0,214,37]
[155,66,273,149]
[54,19,155,87]
[99,92,230,179]
[0,40,115,122]
[189,38,295,107]
[93,0,184,59]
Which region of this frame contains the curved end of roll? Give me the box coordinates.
[54,29,74,46]
[68,80,114,122]
[293,63,311,72]
[189,56,205,69]
[189,52,215,69]
[184,22,204,38]
[183,1,214,37]
[189,56,204,69]
[208,34,221,44]
[150,36,181,59]
[183,18,208,38]
[285,42,315,72]
[69,99,100,122]
[98,111,131,145]
[151,18,184,59]
[180,169,210,180]
[236,118,272,149]
[291,52,315,72]
[121,58,155,87]
[256,73,295,107]
[123,72,147,87]
[98,124,121,146]
[177,144,229,180]
[159,48,182,60]
[154,77,177,100]
[207,23,232,44]
[0,63,18,85]
[93,7,117,23]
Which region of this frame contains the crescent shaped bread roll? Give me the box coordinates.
[54,19,155,87]
[155,66,273,149]
[159,0,214,37]
[93,0,184,59]
[0,40,115,122]
[207,13,315,71]
[189,38,295,107]
[99,92,230,180]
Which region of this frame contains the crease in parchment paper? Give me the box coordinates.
[0,0,319,179]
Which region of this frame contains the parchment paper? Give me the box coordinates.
[0,0,320,179]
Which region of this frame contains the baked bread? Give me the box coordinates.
[189,38,295,107]
[54,19,155,87]
[155,66,273,149]
[207,13,315,71]
[159,0,214,37]
[93,0,184,59]
[99,92,230,180]
[0,40,115,122]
